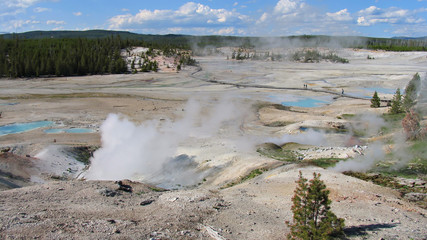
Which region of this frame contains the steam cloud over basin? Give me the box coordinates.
[83,96,254,188]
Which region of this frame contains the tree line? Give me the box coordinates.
[0,36,129,77]
[0,35,192,78]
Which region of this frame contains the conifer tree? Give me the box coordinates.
[287,172,344,240]
[389,88,403,114]
[370,91,381,108]
[403,73,420,112]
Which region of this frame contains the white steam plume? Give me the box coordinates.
[330,141,385,172]
[417,72,427,115]
[83,96,254,187]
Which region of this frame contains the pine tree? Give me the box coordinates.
[403,73,421,112]
[287,172,344,240]
[389,88,403,114]
[370,91,381,108]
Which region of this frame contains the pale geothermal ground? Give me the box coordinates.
[0,48,426,239]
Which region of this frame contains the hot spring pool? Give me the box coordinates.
[44,128,95,134]
[0,121,55,136]
[362,87,396,95]
[281,98,329,108]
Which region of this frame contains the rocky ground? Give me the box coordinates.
[0,49,426,239]
[1,166,426,239]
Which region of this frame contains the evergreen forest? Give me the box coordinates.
[0,34,190,78]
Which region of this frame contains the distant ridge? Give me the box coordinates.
[0,30,151,40]
[1,30,426,51]
[392,36,427,40]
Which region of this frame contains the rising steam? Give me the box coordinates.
[330,141,385,172]
[83,96,253,188]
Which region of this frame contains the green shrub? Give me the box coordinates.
[370,91,381,108]
[287,172,345,240]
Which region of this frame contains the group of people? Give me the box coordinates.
[303,84,308,89]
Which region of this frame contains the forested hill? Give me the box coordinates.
[0,30,191,49]
[2,30,427,51]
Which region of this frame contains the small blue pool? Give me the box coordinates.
[362,87,396,95]
[0,121,55,136]
[44,128,95,134]
[282,98,329,108]
[0,102,19,106]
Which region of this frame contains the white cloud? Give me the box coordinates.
[254,0,352,36]
[122,8,129,12]
[1,0,57,17]
[4,0,42,8]
[52,26,64,30]
[108,2,249,34]
[34,7,49,13]
[357,6,425,26]
[327,9,352,22]
[10,19,39,28]
[251,0,426,37]
[256,12,268,24]
[274,0,301,14]
[73,12,82,16]
[217,27,235,35]
[46,20,65,25]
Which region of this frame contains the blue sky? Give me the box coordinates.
[1,0,426,37]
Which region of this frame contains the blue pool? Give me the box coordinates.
[362,87,396,94]
[0,102,19,106]
[44,128,95,134]
[282,98,329,108]
[0,121,55,136]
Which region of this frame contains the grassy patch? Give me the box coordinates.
[337,114,355,120]
[371,140,427,178]
[379,113,406,134]
[343,171,426,195]
[148,186,166,192]
[304,158,343,168]
[257,147,300,162]
[222,168,266,189]
[264,121,292,127]
[255,102,291,111]
[352,129,367,138]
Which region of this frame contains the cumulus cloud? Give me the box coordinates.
[46,20,65,25]
[253,0,358,36]
[0,0,58,31]
[34,7,49,13]
[11,19,39,28]
[1,0,56,14]
[217,27,235,35]
[4,0,42,8]
[108,2,249,34]
[357,6,424,26]
[274,0,303,15]
[327,9,352,22]
[251,0,427,36]
[73,12,82,16]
